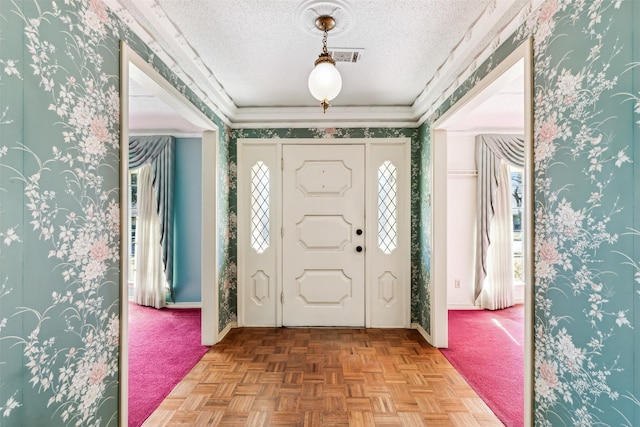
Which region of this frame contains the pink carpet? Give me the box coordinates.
[440,305,524,427]
[128,303,209,427]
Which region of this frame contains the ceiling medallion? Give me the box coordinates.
[295,0,354,37]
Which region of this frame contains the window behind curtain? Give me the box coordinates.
[510,167,524,283]
[129,171,138,298]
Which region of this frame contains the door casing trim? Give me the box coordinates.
[429,37,534,426]
[119,42,219,427]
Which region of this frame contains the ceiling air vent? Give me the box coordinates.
[329,48,364,63]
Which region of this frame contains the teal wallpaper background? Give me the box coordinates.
[1,0,639,425]
[0,0,122,424]
[524,1,636,425]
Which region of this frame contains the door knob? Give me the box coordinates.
[356,246,363,252]
[356,229,363,235]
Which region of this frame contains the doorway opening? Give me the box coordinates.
[430,38,534,425]
[119,42,219,426]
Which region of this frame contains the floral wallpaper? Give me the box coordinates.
[525,1,636,425]
[0,0,228,425]
[414,125,432,332]
[0,0,121,424]
[218,127,235,332]
[1,0,639,425]
[422,0,639,425]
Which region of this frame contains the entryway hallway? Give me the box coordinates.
[142,328,503,426]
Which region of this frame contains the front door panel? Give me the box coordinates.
[282,145,365,326]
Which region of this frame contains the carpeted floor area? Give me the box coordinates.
[128,303,209,427]
[440,305,524,427]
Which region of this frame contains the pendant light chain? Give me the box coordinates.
[322,28,329,56]
[320,29,332,113]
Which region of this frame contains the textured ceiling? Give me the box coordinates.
[108,0,531,128]
[156,0,502,107]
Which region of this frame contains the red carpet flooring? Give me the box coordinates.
[440,305,524,427]
[128,303,209,427]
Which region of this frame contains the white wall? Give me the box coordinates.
[446,133,477,308]
[446,132,526,309]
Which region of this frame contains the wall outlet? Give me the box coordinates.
[454,279,461,288]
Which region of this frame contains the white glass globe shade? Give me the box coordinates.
[308,62,342,102]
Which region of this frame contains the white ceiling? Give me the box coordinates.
[107,0,532,129]
[129,78,204,134]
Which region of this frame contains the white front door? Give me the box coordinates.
[282,145,365,326]
[238,138,410,329]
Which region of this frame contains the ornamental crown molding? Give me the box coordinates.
[232,106,419,129]
[103,0,236,126]
[105,0,540,129]
[412,0,544,125]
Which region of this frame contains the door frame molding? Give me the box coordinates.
[119,42,219,426]
[430,37,534,425]
[237,137,411,328]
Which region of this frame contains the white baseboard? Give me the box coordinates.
[449,302,525,309]
[447,304,481,310]
[514,283,525,305]
[217,321,237,343]
[411,322,432,345]
[165,301,202,309]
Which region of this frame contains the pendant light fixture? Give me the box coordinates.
[308,15,342,113]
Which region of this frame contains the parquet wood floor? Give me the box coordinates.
[141,328,503,426]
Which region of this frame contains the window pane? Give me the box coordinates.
[378,161,397,254]
[511,169,524,282]
[251,161,270,253]
[129,171,138,286]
